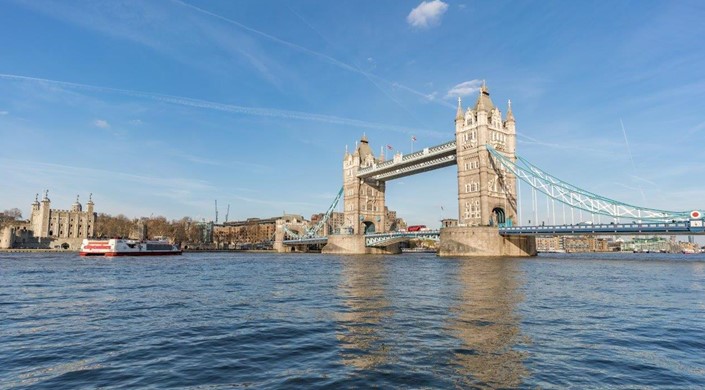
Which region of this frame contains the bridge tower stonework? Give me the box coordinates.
[440,84,535,256]
[342,136,387,235]
[322,136,400,254]
[454,84,518,227]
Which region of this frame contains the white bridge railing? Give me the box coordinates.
[357,141,456,179]
[365,230,441,247]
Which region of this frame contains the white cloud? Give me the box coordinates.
[407,1,449,29]
[129,119,143,125]
[446,80,482,98]
[93,119,110,128]
[0,110,8,115]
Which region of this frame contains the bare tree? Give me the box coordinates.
[2,208,22,219]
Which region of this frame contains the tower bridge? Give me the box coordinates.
[275,83,704,256]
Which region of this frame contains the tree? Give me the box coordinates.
[2,208,22,220]
[94,213,136,238]
[0,208,23,229]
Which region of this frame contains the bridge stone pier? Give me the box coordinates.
[323,84,536,256]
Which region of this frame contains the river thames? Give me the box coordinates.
[2,252,704,388]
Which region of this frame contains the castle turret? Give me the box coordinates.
[86,193,94,214]
[35,190,52,237]
[32,193,40,212]
[71,195,82,212]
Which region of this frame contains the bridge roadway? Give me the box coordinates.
[282,221,705,247]
[356,141,456,181]
[282,230,441,247]
[499,221,705,236]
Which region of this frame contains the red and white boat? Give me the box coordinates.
[80,238,182,256]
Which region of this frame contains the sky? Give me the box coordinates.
[1,0,705,232]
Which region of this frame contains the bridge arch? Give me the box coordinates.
[492,207,506,225]
[363,221,376,234]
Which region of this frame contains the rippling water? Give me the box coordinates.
[2,252,705,388]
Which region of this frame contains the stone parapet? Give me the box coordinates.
[438,226,536,257]
[322,235,401,255]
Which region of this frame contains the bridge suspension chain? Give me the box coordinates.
[486,145,691,221]
[283,187,344,239]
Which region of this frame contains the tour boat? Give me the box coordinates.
[79,238,182,256]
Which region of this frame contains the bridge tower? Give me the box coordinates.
[342,136,387,235]
[455,83,518,227]
[323,136,398,254]
[441,83,534,256]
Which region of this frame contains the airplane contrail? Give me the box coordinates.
[0,73,442,137]
[172,0,454,109]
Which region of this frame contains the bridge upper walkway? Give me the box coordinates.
[356,141,456,181]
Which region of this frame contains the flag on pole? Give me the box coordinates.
[411,135,417,141]
[387,144,393,150]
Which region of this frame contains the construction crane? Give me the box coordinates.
[225,204,230,223]
[214,200,218,224]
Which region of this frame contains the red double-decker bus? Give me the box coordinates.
[406,225,426,232]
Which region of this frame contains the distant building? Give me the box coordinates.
[385,207,407,232]
[620,237,674,253]
[329,212,345,233]
[536,235,563,252]
[535,235,611,253]
[215,214,305,248]
[1,192,97,249]
[563,236,610,253]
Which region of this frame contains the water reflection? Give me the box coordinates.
[447,258,528,388]
[335,256,391,369]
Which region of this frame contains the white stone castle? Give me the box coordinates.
[0,191,97,249]
[29,191,96,239]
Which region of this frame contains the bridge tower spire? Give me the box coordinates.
[455,83,518,227]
